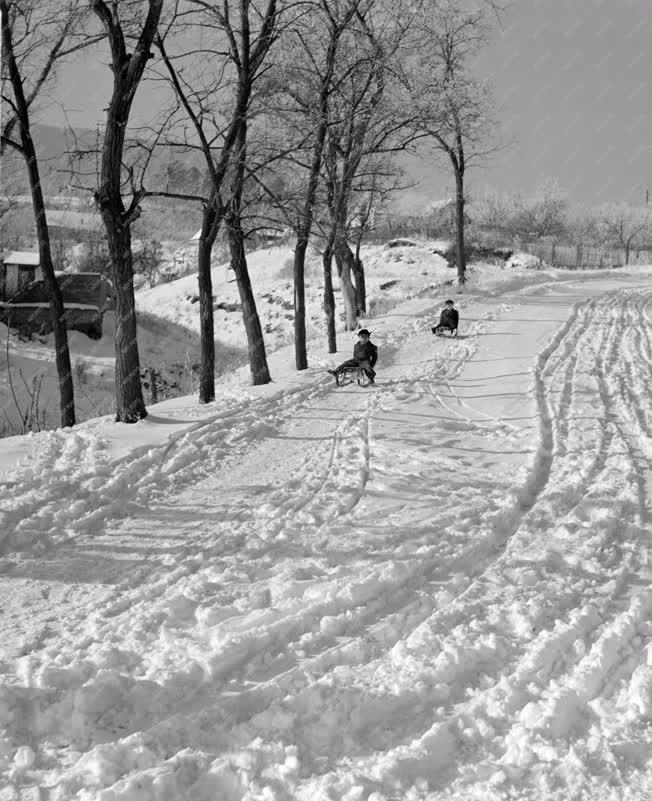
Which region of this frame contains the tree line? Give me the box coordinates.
[472,183,652,263]
[1,0,501,426]
[367,183,652,266]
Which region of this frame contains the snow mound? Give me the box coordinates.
[506,252,545,270]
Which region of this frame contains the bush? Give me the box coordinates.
[385,239,417,248]
[74,358,91,384]
[437,243,513,268]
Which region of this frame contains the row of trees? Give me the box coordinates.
[472,184,651,262]
[1,0,500,426]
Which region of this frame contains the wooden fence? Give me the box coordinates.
[517,242,652,269]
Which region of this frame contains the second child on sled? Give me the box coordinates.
[432,299,459,336]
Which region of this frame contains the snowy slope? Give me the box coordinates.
[0,268,651,801]
[0,242,451,435]
[135,243,452,351]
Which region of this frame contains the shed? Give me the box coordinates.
[0,272,113,339]
[0,251,42,301]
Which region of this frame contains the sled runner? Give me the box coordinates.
[328,366,374,387]
[431,324,458,337]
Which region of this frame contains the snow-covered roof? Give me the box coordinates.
[428,198,454,212]
[0,301,100,310]
[0,250,40,266]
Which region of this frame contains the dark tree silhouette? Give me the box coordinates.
[89,0,164,422]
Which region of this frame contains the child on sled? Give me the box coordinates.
[328,329,378,385]
[431,299,459,335]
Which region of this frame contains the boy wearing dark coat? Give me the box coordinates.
[328,329,378,383]
[432,299,459,334]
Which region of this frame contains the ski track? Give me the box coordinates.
[1,287,651,800]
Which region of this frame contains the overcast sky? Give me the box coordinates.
[45,0,652,208]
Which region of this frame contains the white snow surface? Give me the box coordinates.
[1,260,652,801]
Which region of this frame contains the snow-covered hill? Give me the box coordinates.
[135,243,452,352]
[0,262,651,801]
[0,242,451,436]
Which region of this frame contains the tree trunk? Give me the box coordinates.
[102,220,146,422]
[97,201,146,422]
[323,242,337,353]
[26,154,76,427]
[1,3,75,428]
[293,239,308,370]
[336,241,358,331]
[454,167,466,285]
[292,125,327,371]
[198,201,221,403]
[91,0,163,422]
[350,242,366,314]
[228,215,271,385]
[291,21,341,370]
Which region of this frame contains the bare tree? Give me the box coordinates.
[324,23,387,331]
[254,0,378,363]
[348,154,402,289]
[599,203,651,265]
[404,0,500,284]
[249,0,419,354]
[278,0,361,369]
[152,0,279,395]
[319,1,417,333]
[0,0,97,428]
[510,180,568,242]
[471,192,511,244]
[565,205,598,268]
[220,0,280,386]
[153,20,233,403]
[89,0,164,422]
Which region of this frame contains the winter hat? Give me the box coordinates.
[357,329,371,337]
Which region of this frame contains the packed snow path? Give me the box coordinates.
[0,276,651,801]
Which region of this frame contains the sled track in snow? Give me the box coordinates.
[301,288,652,798]
[123,292,650,790]
[0,375,358,554]
[2,286,652,800]
[544,290,651,530]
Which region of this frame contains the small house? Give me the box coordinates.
[0,251,42,301]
